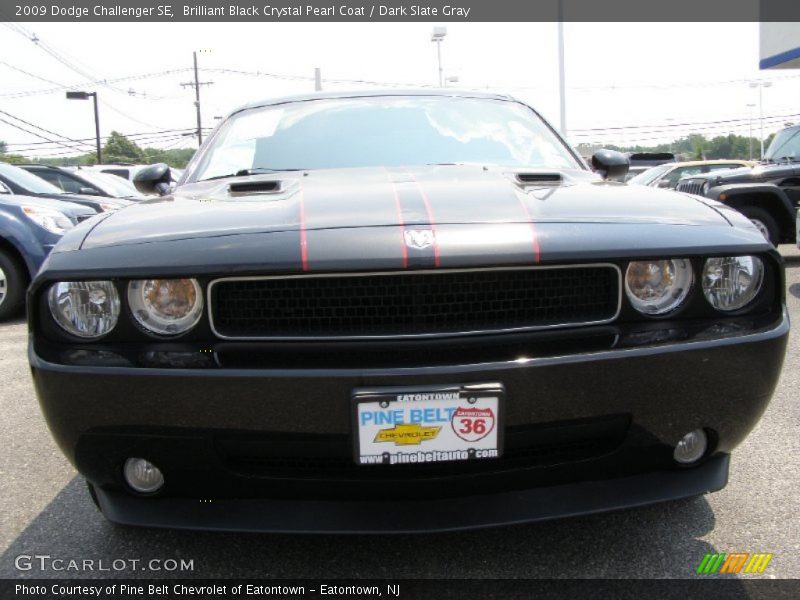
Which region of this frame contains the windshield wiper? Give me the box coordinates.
[198,168,308,183]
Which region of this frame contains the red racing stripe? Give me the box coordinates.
[298,179,309,271]
[408,173,441,267]
[384,167,409,269]
[516,195,541,263]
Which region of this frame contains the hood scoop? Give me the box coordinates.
[228,180,281,194]
[516,172,563,186]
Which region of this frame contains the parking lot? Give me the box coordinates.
[1,246,798,580]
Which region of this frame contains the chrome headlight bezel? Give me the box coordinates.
[127,278,204,337]
[624,259,694,317]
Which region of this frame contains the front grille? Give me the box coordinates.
[676,179,706,196]
[217,416,630,482]
[225,438,619,480]
[209,265,620,339]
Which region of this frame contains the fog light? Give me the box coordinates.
[123,458,164,493]
[673,429,708,464]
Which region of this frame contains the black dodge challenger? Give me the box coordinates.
[29,91,788,532]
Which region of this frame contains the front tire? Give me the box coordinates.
[738,206,780,246]
[0,250,26,321]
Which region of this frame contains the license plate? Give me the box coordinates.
[352,383,504,466]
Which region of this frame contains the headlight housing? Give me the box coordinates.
[23,206,74,235]
[48,281,120,338]
[128,279,203,336]
[702,256,764,312]
[701,181,711,196]
[625,259,693,315]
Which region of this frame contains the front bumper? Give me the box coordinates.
[93,455,730,533]
[30,309,789,532]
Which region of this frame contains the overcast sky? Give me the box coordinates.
[1,21,799,157]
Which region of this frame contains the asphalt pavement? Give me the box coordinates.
[1,246,798,580]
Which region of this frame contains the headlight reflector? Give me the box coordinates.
[48,281,120,338]
[23,206,74,235]
[702,256,764,312]
[625,259,693,315]
[128,279,203,336]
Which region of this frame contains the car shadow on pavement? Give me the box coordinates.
[1,475,745,581]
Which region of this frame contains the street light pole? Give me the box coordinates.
[431,27,447,87]
[749,81,773,160]
[66,91,101,163]
[747,103,756,160]
[557,0,567,137]
[92,92,101,164]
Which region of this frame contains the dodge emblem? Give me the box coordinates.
[404,229,435,250]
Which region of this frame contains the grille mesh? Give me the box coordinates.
[210,266,619,339]
[676,179,705,195]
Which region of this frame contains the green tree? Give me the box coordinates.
[102,131,144,163]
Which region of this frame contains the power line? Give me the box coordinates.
[0,116,93,154]
[571,112,800,134]
[4,128,204,149]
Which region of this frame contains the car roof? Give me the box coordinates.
[233,89,518,115]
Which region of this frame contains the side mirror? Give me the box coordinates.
[134,163,171,195]
[78,187,100,196]
[134,163,170,184]
[591,150,630,181]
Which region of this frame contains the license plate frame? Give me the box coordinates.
[352,383,504,467]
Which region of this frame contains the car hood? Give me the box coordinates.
[79,165,730,250]
[695,163,799,184]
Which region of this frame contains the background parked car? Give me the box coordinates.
[676,123,800,246]
[20,164,146,200]
[627,160,753,189]
[0,162,132,214]
[83,163,182,196]
[623,166,651,182]
[0,190,95,320]
[627,152,676,169]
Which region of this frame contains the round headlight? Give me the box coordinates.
[701,181,711,196]
[702,256,764,312]
[128,279,203,336]
[48,281,120,339]
[625,259,693,315]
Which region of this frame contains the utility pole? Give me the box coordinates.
[181,51,213,146]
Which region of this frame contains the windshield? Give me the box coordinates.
[626,164,671,186]
[188,96,581,182]
[0,162,64,195]
[765,126,800,162]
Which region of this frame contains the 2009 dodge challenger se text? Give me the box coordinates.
[29,91,788,532]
